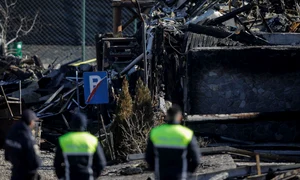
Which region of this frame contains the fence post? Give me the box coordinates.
[82,0,86,62]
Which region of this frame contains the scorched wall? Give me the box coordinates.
[187,46,300,115]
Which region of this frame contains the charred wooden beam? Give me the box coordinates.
[44,85,64,104]
[95,34,104,71]
[255,150,300,156]
[186,111,300,122]
[197,164,300,180]
[271,168,300,180]
[234,16,255,36]
[127,146,300,162]
[187,113,260,121]
[186,24,268,45]
[205,3,255,26]
[37,83,83,114]
[0,86,13,118]
[257,7,273,33]
[120,54,144,75]
[113,7,122,35]
[111,0,155,8]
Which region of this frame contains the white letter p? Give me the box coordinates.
[89,75,101,93]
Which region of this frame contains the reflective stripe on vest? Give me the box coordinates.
[59,132,98,154]
[150,124,193,149]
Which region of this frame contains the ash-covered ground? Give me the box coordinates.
[0,150,235,180]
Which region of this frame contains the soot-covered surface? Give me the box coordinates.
[187,46,300,114]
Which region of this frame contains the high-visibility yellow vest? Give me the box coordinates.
[59,132,98,154]
[150,124,193,149]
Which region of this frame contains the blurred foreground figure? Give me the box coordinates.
[54,112,106,180]
[5,109,42,180]
[145,105,201,180]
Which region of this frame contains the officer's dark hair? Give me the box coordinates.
[70,112,87,131]
[167,104,182,121]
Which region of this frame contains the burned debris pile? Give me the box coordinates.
[0,51,159,161]
[0,55,43,83]
[0,56,97,148]
[0,0,300,178]
[125,0,300,110]
[114,0,300,178]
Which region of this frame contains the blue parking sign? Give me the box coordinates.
[83,71,109,104]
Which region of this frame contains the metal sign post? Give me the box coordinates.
[143,20,148,87]
[76,68,80,111]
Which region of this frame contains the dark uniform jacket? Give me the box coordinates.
[145,122,201,180]
[54,131,106,180]
[5,121,42,180]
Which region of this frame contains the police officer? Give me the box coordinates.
[5,109,42,180]
[145,105,201,180]
[54,112,106,180]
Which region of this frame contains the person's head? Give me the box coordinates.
[70,112,87,131]
[166,104,183,123]
[21,109,39,129]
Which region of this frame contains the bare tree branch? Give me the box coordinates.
[0,0,38,55]
[0,23,4,36]
[6,12,38,46]
[21,12,38,35]
[0,5,7,43]
[4,0,17,12]
[7,0,17,8]
[6,17,24,46]
[2,0,17,25]
[4,0,9,15]
[0,4,7,19]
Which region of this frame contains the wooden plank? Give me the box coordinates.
[7,101,21,104]
[187,113,260,121]
[271,168,300,180]
[1,86,13,118]
[44,85,64,104]
[255,150,300,156]
[255,154,261,175]
[198,164,300,180]
[127,146,300,162]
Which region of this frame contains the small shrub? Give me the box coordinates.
[134,78,154,125]
[112,78,161,159]
[116,78,132,122]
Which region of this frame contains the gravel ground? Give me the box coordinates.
[0,150,56,180]
[0,151,12,180]
[0,150,236,180]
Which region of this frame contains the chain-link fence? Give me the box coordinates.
[4,0,135,66]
